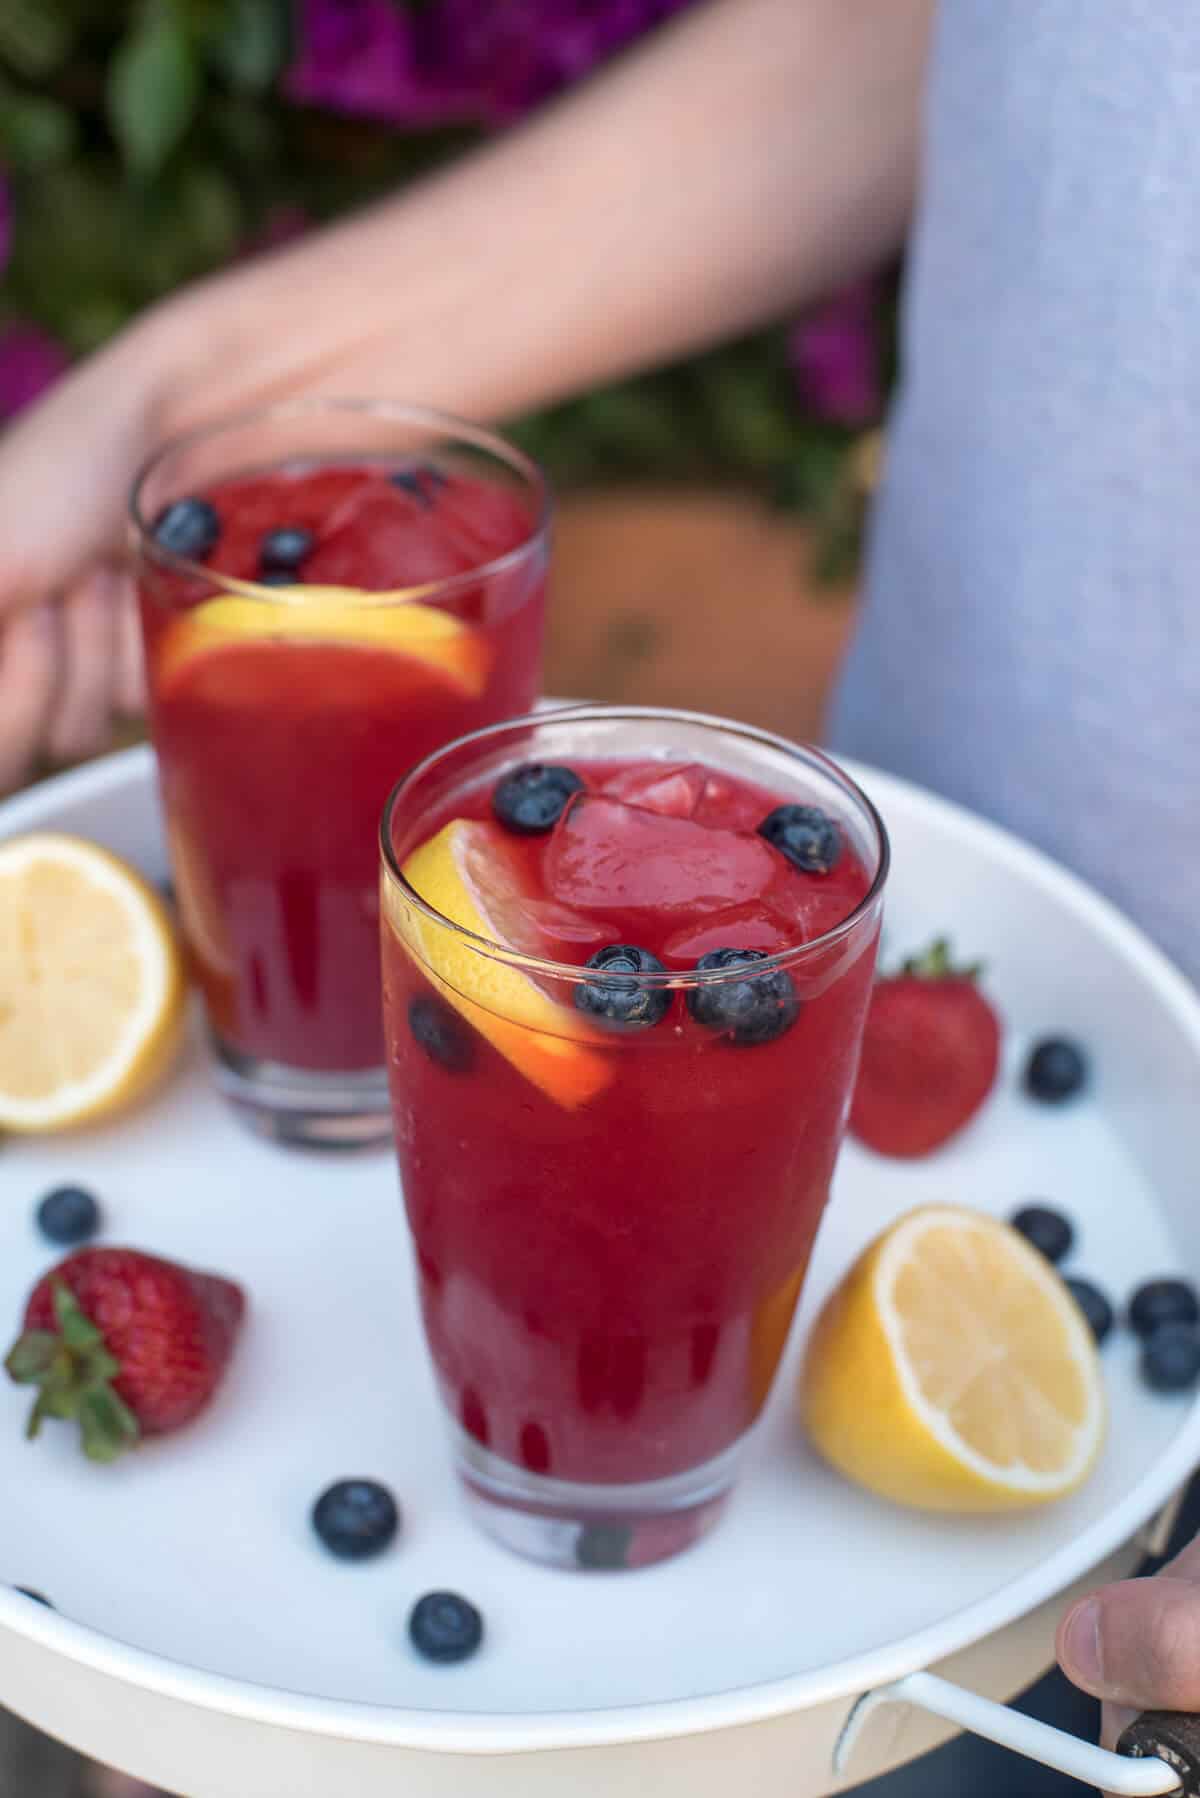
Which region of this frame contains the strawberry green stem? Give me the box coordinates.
[4,1283,140,1463]
[899,936,985,981]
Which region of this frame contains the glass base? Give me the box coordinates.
[453,1428,742,1570]
[212,1036,392,1150]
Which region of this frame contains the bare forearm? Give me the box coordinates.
[168,0,933,426]
[0,0,934,785]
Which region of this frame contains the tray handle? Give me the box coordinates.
[833,1670,1182,1794]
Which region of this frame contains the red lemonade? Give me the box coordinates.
[134,405,546,1142]
[381,708,888,1566]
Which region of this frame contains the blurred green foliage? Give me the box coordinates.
[0,0,888,578]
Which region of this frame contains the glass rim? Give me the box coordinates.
[128,396,552,607]
[379,704,890,988]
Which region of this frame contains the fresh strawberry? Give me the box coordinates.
[849,938,1001,1158]
[5,1248,245,1463]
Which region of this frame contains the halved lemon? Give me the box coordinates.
[0,834,187,1131]
[800,1205,1105,1511]
[387,819,612,1110]
[158,587,491,698]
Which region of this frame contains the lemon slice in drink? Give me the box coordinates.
[800,1205,1105,1511]
[159,586,491,698]
[388,819,612,1110]
[0,834,187,1131]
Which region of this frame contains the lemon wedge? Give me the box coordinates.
[800,1204,1105,1511]
[159,587,491,697]
[387,819,612,1110]
[0,834,187,1131]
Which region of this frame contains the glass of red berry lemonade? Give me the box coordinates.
[131,400,548,1148]
[380,705,889,1568]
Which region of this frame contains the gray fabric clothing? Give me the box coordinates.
[829,0,1198,982]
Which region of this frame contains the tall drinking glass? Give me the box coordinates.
[132,400,548,1147]
[381,705,888,1568]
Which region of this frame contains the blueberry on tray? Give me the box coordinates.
[36,1186,102,1247]
[1010,1204,1074,1265]
[1024,1037,1088,1103]
[409,1591,483,1663]
[1142,1322,1200,1393]
[1063,1278,1114,1345]
[312,1480,400,1560]
[1129,1279,1200,1338]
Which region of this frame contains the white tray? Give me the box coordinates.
[1,745,1198,1798]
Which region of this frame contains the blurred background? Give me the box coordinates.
[0,2,894,1790]
[0,0,896,759]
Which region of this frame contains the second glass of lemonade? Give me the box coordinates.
[381,706,888,1568]
[132,400,548,1147]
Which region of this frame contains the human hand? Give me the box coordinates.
[0,572,146,791]
[1058,1534,1200,1778]
[0,313,184,792]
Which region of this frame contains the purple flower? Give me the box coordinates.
[420,0,697,123]
[788,283,883,427]
[285,0,700,128]
[0,324,70,419]
[284,0,474,124]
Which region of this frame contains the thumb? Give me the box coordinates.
[1058,1576,1200,1711]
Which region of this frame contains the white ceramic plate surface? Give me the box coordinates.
[0,744,1198,1760]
